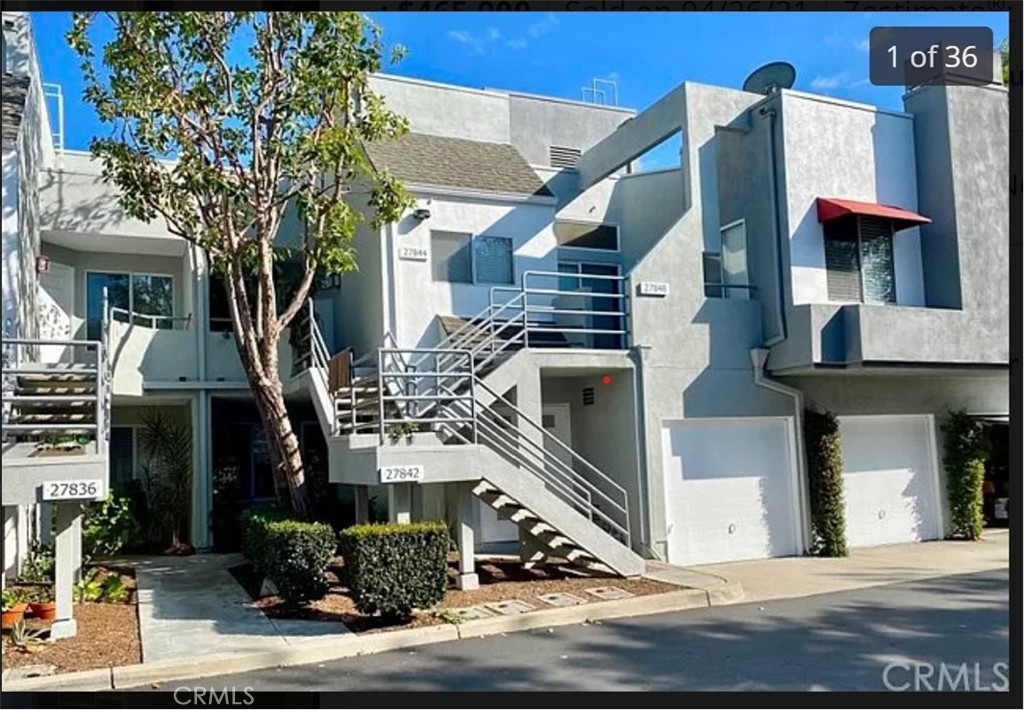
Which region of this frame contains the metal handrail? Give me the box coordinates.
[109,306,193,330]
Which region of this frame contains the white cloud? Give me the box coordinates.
[506,38,528,50]
[855,38,870,53]
[528,13,559,38]
[810,72,849,90]
[486,27,501,41]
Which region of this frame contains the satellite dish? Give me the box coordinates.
[742,62,797,95]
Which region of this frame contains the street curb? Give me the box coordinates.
[0,666,114,692]
[4,584,742,692]
[706,581,745,606]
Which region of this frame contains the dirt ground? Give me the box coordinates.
[1,567,140,675]
[242,557,682,634]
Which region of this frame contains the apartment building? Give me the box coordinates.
[3,10,1009,606]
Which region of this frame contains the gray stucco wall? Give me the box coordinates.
[614,83,794,555]
[782,372,1009,537]
[508,93,633,167]
[335,190,385,359]
[541,373,641,545]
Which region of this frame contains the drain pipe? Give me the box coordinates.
[758,104,788,347]
[751,348,811,554]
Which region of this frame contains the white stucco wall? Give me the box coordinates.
[781,92,926,307]
[391,193,557,349]
[2,151,19,335]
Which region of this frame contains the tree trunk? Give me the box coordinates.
[251,372,311,519]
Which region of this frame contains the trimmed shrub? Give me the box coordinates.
[804,407,848,557]
[240,506,336,605]
[941,409,986,540]
[339,521,449,620]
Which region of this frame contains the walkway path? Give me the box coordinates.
[692,532,1009,604]
[131,554,351,663]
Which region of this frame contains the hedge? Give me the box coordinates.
[941,409,986,540]
[339,521,449,620]
[804,407,848,557]
[240,506,336,605]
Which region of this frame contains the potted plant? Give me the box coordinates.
[28,587,57,622]
[2,588,30,629]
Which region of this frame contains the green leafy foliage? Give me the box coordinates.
[339,522,449,621]
[138,410,193,549]
[20,543,55,583]
[240,506,337,605]
[77,568,130,604]
[941,410,987,540]
[82,494,140,558]
[3,588,30,611]
[67,12,415,516]
[804,408,848,557]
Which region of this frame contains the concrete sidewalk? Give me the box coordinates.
[692,532,1009,604]
[131,554,351,663]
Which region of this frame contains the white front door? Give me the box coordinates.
[662,417,801,566]
[839,415,942,547]
[37,262,75,363]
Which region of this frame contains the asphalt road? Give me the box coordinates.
[163,569,1008,692]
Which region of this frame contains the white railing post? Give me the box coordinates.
[94,340,105,455]
[377,348,385,444]
[469,355,478,444]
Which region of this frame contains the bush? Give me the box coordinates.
[942,410,986,540]
[82,494,140,558]
[804,407,848,557]
[240,506,336,605]
[339,521,450,621]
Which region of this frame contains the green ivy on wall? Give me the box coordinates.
[803,407,849,557]
[941,410,987,540]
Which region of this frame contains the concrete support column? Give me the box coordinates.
[456,482,479,590]
[190,392,211,550]
[71,513,82,584]
[354,486,370,524]
[2,505,17,585]
[51,503,81,640]
[388,484,412,524]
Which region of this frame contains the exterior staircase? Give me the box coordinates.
[302,269,644,576]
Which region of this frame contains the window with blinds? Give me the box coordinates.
[824,216,896,304]
[431,231,472,283]
[473,236,514,285]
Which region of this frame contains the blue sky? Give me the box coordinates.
[30,10,1008,166]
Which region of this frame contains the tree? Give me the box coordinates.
[69,12,414,517]
[997,38,1009,85]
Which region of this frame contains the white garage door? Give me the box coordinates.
[839,415,942,548]
[662,418,801,566]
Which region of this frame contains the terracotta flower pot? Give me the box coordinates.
[2,603,28,629]
[29,601,57,622]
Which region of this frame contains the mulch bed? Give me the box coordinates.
[1,566,141,675]
[234,556,682,635]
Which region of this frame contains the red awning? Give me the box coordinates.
[816,197,931,231]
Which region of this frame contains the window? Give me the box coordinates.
[86,272,174,339]
[473,236,514,285]
[431,231,472,284]
[824,216,896,304]
[554,221,620,251]
[703,221,751,300]
[702,252,723,298]
[109,426,136,496]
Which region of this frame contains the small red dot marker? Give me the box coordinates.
[602,375,612,385]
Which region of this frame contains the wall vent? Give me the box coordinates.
[582,387,595,406]
[549,145,582,169]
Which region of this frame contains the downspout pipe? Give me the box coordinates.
[751,348,811,554]
[758,104,789,347]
